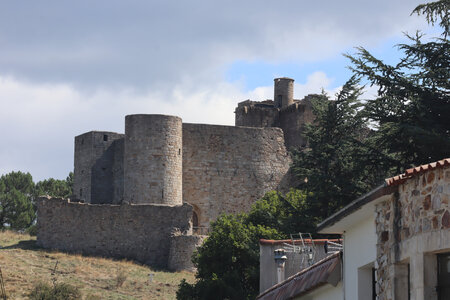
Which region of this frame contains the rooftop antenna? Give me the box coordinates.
[324,240,343,254]
[282,232,316,269]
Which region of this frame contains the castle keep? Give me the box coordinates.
[37,78,315,269]
[235,77,315,150]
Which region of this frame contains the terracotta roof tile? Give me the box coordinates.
[256,252,341,300]
[385,158,450,186]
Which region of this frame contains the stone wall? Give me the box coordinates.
[124,115,183,205]
[36,197,192,268]
[235,103,278,128]
[278,98,314,150]
[375,166,450,300]
[73,131,124,204]
[168,234,207,271]
[234,95,316,150]
[182,124,291,227]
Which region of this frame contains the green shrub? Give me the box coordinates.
[28,282,81,300]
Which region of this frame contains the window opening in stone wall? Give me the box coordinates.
[372,268,377,300]
[408,263,411,300]
[81,138,84,145]
[103,134,108,141]
[179,148,181,155]
[438,253,450,300]
[277,95,282,107]
[192,211,199,228]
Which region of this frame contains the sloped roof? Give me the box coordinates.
[317,158,450,232]
[385,158,450,186]
[256,252,341,300]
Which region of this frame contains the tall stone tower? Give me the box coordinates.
[235,77,315,150]
[274,77,294,108]
[123,114,183,205]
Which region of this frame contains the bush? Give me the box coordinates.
[28,282,81,300]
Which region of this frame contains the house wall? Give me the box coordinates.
[295,282,343,300]
[36,197,192,268]
[343,216,377,300]
[375,166,450,300]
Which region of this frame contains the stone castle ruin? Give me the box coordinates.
[36,78,315,270]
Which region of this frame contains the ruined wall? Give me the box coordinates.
[234,96,316,151]
[375,166,450,300]
[235,103,278,128]
[182,124,291,227]
[124,115,182,205]
[168,234,207,271]
[277,98,315,150]
[73,131,124,204]
[36,197,192,268]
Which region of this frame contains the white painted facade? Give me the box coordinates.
[317,194,390,300]
[343,216,377,300]
[295,282,343,300]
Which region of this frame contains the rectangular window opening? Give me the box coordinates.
[103,134,108,141]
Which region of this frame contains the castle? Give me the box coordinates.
[36,77,315,270]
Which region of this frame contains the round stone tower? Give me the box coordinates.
[274,77,294,108]
[123,114,182,205]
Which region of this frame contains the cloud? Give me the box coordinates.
[0,71,341,181]
[0,0,426,91]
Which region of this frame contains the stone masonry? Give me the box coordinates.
[37,197,192,268]
[375,162,450,300]
[235,77,316,150]
[37,77,313,270]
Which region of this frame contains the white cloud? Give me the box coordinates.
[0,0,426,90]
[0,71,342,181]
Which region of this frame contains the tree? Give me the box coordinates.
[35,172,73,199]
[345,0,450,171]
[246,189,315,235]
[178,210,284,299]
[0,171,36,230]
[292,77,389,222]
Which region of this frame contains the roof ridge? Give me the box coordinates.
[385,158,450,186]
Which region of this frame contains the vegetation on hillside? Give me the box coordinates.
[0,172,73,231]
[0,230,194,299]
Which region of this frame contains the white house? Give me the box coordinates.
[256,158,450,300]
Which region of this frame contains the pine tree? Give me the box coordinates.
[346,0,450,171]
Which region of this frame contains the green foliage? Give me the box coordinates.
[246,189,315,235]
[178,213,282,300]
[35,172,73,199]
[346,0,450,171]
[28,282,81,300]
[0,171,74,231]
[0,172,36,230]
[293,78,388,221]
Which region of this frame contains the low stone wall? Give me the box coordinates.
[36,197,192,268]
[168,235,207,272]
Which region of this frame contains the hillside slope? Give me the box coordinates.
[0,231,194,299]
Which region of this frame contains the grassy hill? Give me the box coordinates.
[0,230,195,299]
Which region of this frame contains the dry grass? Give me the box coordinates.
[0,230,195,299]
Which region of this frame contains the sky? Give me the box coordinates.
[0,0,433,181]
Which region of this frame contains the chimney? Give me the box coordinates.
[274,77,294,108]
[274,248,287,284]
